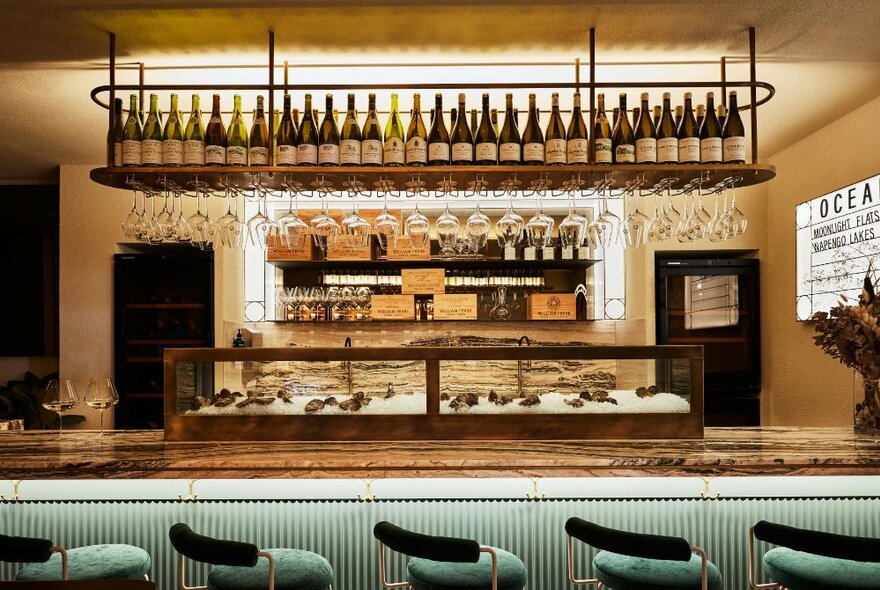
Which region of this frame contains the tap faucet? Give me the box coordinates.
[343,337,353,396]
[517,335,531,397]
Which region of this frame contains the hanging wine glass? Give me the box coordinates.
[310,191,340,252]
[597,186,621,248]
[374,188,400,252]
[465,203,490,256]
[342,192,372,249]
[171,188,192,243]
[122,182,143,239]
[689,184,712,241]
[224,187,247,249]
[661,185,680,241]
[706,188,727,243]
[621,187,651,249]
[646,190,667,243]
[723,184,747,239]
[495,190,524,253]
[276,188,310,250]
[526,190,555,249]
[405,202,431,248]
[436,201,460,259]
[558,192,587,255]
[187,182,211,248]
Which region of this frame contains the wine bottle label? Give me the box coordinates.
[614,144,635,163]
[594,138,613,163]
[657,137,679,163]
[544,138,566,164]
[504,246,517,260]
[562,246,574,260]
[428,142,450,162]
[635,137,657,163]
[113,142,122,166]
[541,247,555,260]
[122,140,142,165]
[362,140,383,165]
[277,145,297,165]
[451,142,473,162]
[723,136,746,162]
[384,138,405,165]
[679,137,699,163]
[250,146,270,165]
[523,142,544,162]
[475,142,497,163]
[141,139,163,165]
[318,144,340,165]
[206,145,227,165]
[340,139,361,165]
[184,140,206,165]
[700,137,722,163]
[162,140,185,165]
[499,142,521,162]
[406,137,427,164]
[524,247,537,261]
[566,138,589,164]
[227,145,248,165]
[297,143,318,165]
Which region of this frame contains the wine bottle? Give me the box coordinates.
[184,94,206,166]
[566,92,588,164]
[451,93,474,165]
[272,108,280,165]
[340,93,361,165]
[634,93,656,164]
[490,108,499,136]
[122,94,142,166]
[470,108,478,140]
[498,93,521,165]
[593,93,612,164]
[699,92,723,164]
[205,94,227,166]
[297,94,318,165]
[361,93,383,166]
[612,93,635,164]
[383,93,405,167]
[427,93,450,165]
[162,93,185,166]
[111,97,124,166]
[475,93,498,165]
[653,106,662,129]
[678,92,699,164]
[513,108,519,127]
[249,95,270,166]
[722,90,746,164]
[405,93,428,166]
[717,104,727,131]
[544,92,567,165]
[521,93,543,165]
[318,94,340,166]
[655,92,678,164]
[696,103,706,130]
[674,105,683,129]
[277,94,297,166]
[141,93,164,166]
[226,94,248,165]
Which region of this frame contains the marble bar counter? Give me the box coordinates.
[0,427,878,479]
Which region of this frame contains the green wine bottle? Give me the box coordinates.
[361,93,383,166]
[406,93,428,166]
[277,94,297,166]
[566,92,588,164]
[162,93,185,166]
[318,94,340,166]
[141,93,164,166]
[249,95,269,166]
[656,92,678,164]
[521,93,543,165]
[593,93,612,164]
[699,92,723,164]
[297,94,318,165]
[475,93,497,165]
[340,93,361,165]
[111,97,124,166]
[544,92,567,165]
[205,94,227,166]
[121,94,142,166]
[678,92,699,164]
[184,94,206,165]
[612,93,635,164]
[226,94,248,165]
[634,92,656,164]
[427,93,450,165]
[674,105,683,130]
[384,93,405,166]
[451,93,473,165]
[498,93,521,165]
[491,108,499,136]
[722,90,746,164]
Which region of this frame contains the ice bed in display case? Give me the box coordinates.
[164,345,704,441]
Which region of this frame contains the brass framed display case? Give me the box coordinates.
[164,345,703,441]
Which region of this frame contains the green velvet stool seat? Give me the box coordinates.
[592,550,723,590]
[761,546,880,589]
[207,548,334,590]
[13,543,151,581]
[407,547,528,590]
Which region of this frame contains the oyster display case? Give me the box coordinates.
[164,345,704,441]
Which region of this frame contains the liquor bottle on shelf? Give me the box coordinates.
[111,97,124,166]
[717,104,727,131]
[451,93,474,165]
[184,94,206,166]
[249,95,270,166]
[612,93,635,164]
[475,93,498,165]
[544,92,567,165]
[498,93,521,165]
[678,92,700,164]
[406,93,428,166]
[470,108,478,143]
[384,93,406,167]
[634,92,657,164]
[226,94,248,165]
[699,92,723,164]
[272,108,280,165]
[141,93,164,166]
[674,105,683,129]
[566,92,588,164]
[340,93,361,165]
[205,94,227,166]
[297,94,319,165]
[362,93,383,166]
[656,92,678,164]
[318,94,340,166]
[652,105,661,130]
[277,93,298,166]
[522,93,544,165]
[490,108,499,136]
[162,93,185,166]
[593,93,613,164]
[722,90,746,164]
[122,94,143,166]
[695,103,706,129]
[427,93,451,165]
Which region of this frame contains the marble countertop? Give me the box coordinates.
[0,427,878,479]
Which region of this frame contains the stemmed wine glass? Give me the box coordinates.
[277,188,310,250]
[84,378,119,435]
[706,188,727,243]
[558,193,587,255]
[723,184,747,239]
[596,186,621,248]
[42,379,79,436]
[621,187,651,249]
[465,191,490,255]
[122,181,144,239]
[187,182,211,249]
[342,193,372,249]
[495,192,524,254]
[216,187,238,248]
[310,192,340,252]
[526,190,555,250]
[374,187,400,252]
[354,287,372,320]
[436,201,460,259]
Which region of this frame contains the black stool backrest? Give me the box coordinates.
[168,523,259,567]
[373,521,481,563]
[565,518,693,562]
[754,520,880,563]
[0,534,53,564]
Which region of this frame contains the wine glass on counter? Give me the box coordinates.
[84,378,119,435]
[42,379,79,436]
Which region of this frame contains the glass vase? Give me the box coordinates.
[855,372,880,435]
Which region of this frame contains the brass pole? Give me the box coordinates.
[720,56,727,108]
[268,30,275,166]
[749,26,758,163]
[588,27,596,164]
[138,62,145,120]
[108,32,116,169]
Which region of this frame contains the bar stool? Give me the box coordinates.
[168,523,333,590]
[1,533,151,581]
[373,521,527,590]
[565,517,722,590]
[749,520,880,589]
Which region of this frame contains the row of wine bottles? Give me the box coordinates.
[112,90,746,168]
